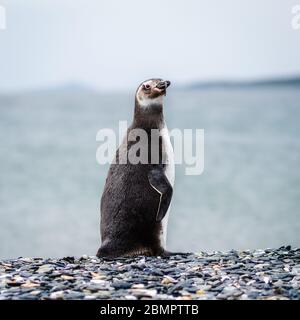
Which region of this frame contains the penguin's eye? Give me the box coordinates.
[143,84,151,90]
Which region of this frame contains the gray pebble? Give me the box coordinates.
[0,247,299,300]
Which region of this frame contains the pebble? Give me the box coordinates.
[50,291,64,300]
[0,246,299,300]
[128,289,157,298]
[131,283,145,289]
[161,276,177,285]
[37,264,53,274]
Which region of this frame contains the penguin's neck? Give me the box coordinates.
[133,101,165,130]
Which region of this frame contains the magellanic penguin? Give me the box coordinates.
[97,79,175,258]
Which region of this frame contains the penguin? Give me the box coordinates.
[96,79,175,258]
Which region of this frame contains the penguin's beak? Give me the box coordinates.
[156,80,171,90]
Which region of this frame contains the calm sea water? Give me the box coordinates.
[0,86,299,258]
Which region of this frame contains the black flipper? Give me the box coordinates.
[148,167,173,222]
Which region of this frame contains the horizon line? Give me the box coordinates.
[1,73,300,96]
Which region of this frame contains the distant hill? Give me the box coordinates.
[186,76,300,90]
[1,76,300,97]
[0,82,101,98]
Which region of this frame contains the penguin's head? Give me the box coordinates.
[135,79,171,108]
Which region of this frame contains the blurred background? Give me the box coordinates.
[0,0,299,258]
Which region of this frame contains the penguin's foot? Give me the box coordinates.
[160,250,192,258]
[97,246,155,258]
[96,245,191,259]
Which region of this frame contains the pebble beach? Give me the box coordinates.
[0,246,299,300]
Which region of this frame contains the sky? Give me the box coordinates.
[0,0,300,92]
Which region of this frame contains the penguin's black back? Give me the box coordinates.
[97,128,166,257]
